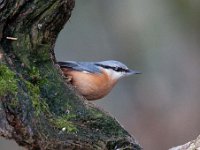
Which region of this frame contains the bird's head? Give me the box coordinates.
[94,60,141,80]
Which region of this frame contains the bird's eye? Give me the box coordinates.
[113,67,126,72]
[114,67,119,71]
[113,67,129,73]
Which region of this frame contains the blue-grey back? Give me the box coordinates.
[58,61,101,73]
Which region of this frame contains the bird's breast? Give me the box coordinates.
[61,68,117,100]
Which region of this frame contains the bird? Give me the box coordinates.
[58,60,140,100]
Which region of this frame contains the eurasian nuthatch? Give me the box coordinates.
[58,60,140,100]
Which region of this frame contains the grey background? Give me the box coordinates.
[1,0,200,150]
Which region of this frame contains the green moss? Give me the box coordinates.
[25,80,49,116]
[88,108,125,137]
[21,66,48,116]
[12,33,32,67]
[89,109,104,119]
[0,64,17,97]
[29,66,43,85]
[29,66,40,80]
[49,115,77,133]
[24,73,77,133]
[31,44,51,62]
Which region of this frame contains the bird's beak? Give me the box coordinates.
[126,69,141,76]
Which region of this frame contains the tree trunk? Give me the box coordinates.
[0,0,141,149]
[169,135,200,150]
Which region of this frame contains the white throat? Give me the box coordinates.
[104,69,124,80]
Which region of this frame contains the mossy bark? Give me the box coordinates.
[0,0,141,149]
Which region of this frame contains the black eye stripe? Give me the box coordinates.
[96,64,129,72]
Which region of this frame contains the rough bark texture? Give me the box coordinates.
[169,135,200,150]
[0,0,141,149]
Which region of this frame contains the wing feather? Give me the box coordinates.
[57,61,101,73]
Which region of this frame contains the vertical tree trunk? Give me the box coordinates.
[0,0,141,149]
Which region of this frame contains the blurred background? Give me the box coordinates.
[1,0,200,150]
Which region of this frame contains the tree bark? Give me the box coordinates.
[0,0,141,149]
[169,135,200,150]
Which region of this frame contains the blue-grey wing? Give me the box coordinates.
[57,61,101,73]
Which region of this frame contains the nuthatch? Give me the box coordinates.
[58,60,140,100]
